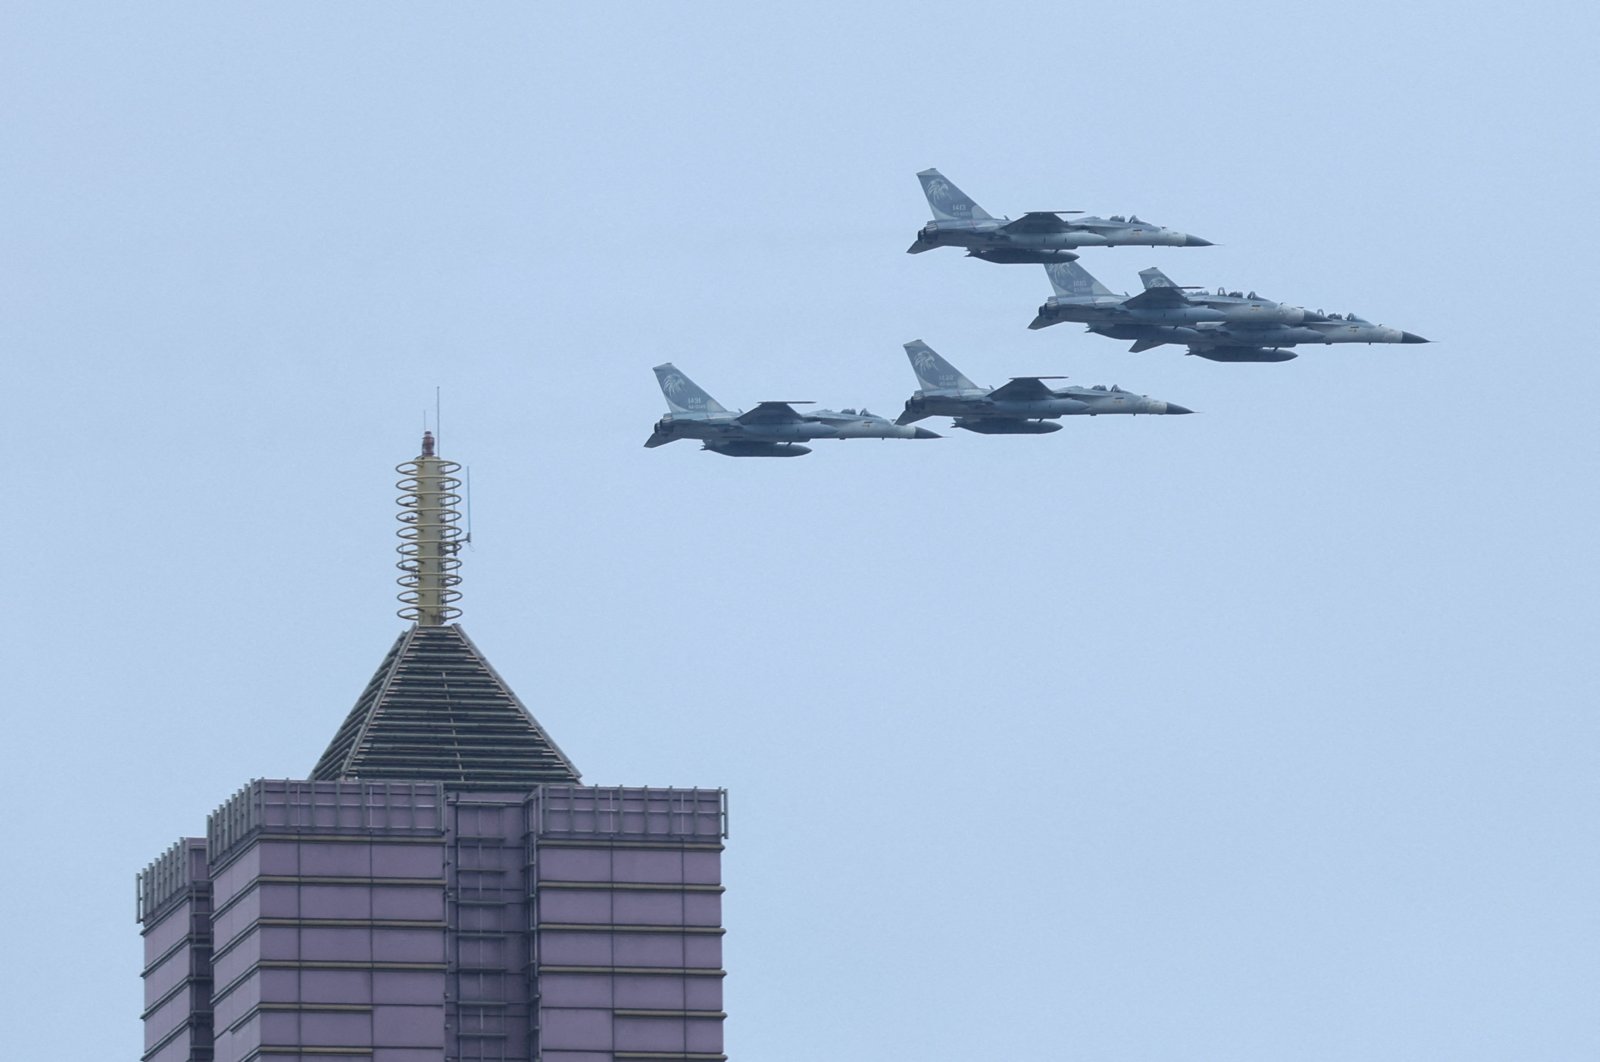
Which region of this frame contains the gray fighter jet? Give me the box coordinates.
[646,363,940,457]
[907,168,1211,264]
[1030,262,1429,362]
[894,340,1192,434]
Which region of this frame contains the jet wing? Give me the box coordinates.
[736,401,812,425]
[998,211,1081,234]
[988,376,1066,402]
[1122,286,1193,309]
[643,430,674,448]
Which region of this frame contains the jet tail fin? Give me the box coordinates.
[1138,267,1182,290]
[904,340,979,392]
[652,363,727,415]
[917,168,993,222]
[1128,338,1165,353]
[1044,261,1114,298]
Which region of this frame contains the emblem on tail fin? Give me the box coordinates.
[1138,267,1179,289]
[1045,261,1112,298]
[653,363,726,415]
[917,168,992,222]
[924,176,969,219]
[904,340,978,392]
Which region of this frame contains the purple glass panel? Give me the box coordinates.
[538,889,612,923]
[258,968,297,998]
[143,945,191,1003]
[256,840,298,875]
[147,1035,198,1062]
[211,929,262,985]
[372,927,444,963]
[684,976,723,1010]
[301,884,373,919]
[213,892,264,950]
[538,973,613,1007]
[274,1009,371,1046]
[299,926,374,962]
[686,1016,726,1053]
[683,934,722,967]
[301,968,372,1003]
[684,891,721,925]
[540,1052,614,1062]
[211,846,262,903]
[539,1007,612,1050]
[256,883,295,918]
[211,975,260,1030]
[614,891,685,925]
[298,843,371,877]
[370,843,444,878]
[143,993,192,1047]
[539,930,614,966]
[371,1005,444,1047]
[683,850,720,884]
[373,1049,451,1062]
[614,1016,687,1053]
[141,902,198,956]
[538,848,611,881]
[372,970,447,1004]
[613,932,686,967]
[613,974,686,1009]
[611,850,682,884]
[372,885,444,920]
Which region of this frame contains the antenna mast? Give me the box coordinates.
[395,430,464,626]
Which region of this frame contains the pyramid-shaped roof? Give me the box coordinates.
[311,623,581,787]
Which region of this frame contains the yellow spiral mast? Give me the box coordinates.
[395,431,464,626]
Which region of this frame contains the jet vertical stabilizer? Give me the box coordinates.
[1138,267,1182,290]
[916,168,993,222]
[904,340,980,392]
[1045,261,1116,298]
[653,363,728,415]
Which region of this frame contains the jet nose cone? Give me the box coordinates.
[1183,235,1213,247]
[1401,331,1430,343]
[912,427,942,439]
[1164,403,1195,415]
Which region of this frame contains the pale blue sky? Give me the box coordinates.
[3,3,1597,1059]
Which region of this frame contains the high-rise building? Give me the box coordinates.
[136,434,729,1062]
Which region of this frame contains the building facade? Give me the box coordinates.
[137,435,728,1062]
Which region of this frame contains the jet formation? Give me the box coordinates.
[645,167,1430,457]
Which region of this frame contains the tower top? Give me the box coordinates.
[396,431,463,626]
[307,431,580,786]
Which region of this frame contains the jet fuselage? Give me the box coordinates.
[1033,295,1317,329]
[912,217,1202,263]
[653,410,935,456]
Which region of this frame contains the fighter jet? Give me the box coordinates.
[1030,262,1429,362]
[907,168,1211,264]
[646,363,940,457]
[894,340,1192,434]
